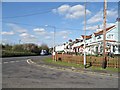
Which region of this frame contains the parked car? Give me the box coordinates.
[40,50,48,55]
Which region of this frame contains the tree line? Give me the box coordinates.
[0,43,50,57]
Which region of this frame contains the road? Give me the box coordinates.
[2,56,118,88]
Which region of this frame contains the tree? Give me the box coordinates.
[12,44,24,52]
[23,43,40,54]
[4,44,12,50]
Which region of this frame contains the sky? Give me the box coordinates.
[1,2,118,47]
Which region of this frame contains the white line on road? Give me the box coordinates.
[27,59,31,64]
[10,61,15,63]
[3,62,9,64]
[3,60,24,64]
[15,61,20,62]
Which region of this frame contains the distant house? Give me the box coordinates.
[55,39,74,53]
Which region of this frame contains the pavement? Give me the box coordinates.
[2,55,119,88]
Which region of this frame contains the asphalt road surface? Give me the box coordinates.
[2,56,118,88]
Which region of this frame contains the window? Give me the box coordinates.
[95,46,98,54]
[118,45,120,53]
[107,34,114,39]
[97,35,101,39]
[113,45,115,52]
[100,46,103,52]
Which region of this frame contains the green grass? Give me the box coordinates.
[44,57,119,73]
[89,65,119,72]
[44,57,84,68]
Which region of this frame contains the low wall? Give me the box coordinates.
[55,53,119,68]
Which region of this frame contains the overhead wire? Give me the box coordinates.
[1,20,89,31]
[2,3,66,19]
[2,10,51,19]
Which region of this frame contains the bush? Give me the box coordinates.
[2,50,37,57]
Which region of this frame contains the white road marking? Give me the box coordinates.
[27,59,31,64]
[10,61,15,63]
[3,60,24,64]
[3,62,9,64]
[15,61,19,62]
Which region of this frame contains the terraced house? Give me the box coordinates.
[55,18,120,55]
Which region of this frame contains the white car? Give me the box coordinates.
[40,50,47,55]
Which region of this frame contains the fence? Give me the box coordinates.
[55,53,119,68]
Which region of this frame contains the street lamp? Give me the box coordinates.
[45,25,56,61]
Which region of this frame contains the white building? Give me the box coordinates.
[55,18,120,55]
[74,19,120,55]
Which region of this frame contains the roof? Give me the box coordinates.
[81,35,92,39]
[94,25,116,36]
[99,40,116,42]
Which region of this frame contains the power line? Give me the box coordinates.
[2,10,51,19]
[2,3,66,19]
[1,20,92,31]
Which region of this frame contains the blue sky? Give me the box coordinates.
[1,2,118,47]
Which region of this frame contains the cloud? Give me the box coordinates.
[85,22,115,31]
[7,23,27,33]
[106,23,115,27]
[57,30,71,39]
[1,39,9,45]
[33,28,46,35]
[1,31,14,35]
[56,4,70,14]
[19,32,36,38]
[53,4,91,19]
[33,28,45,32]
[45,36,51,39]
[87,9,118,24]
[19,32,37,43]
[62,36,67,39]
[19,33,29,37]
[107,9,118,18]
[86,25,98,31]
[87,10,103,24]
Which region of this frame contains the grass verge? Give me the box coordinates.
[44,57,119,73]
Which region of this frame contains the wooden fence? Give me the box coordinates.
[55,53,119,68]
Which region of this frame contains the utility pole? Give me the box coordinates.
[102,0,107,69]
[84,0,87,68]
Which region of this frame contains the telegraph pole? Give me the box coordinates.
[84,0,87,68]
[102,0,107,69]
